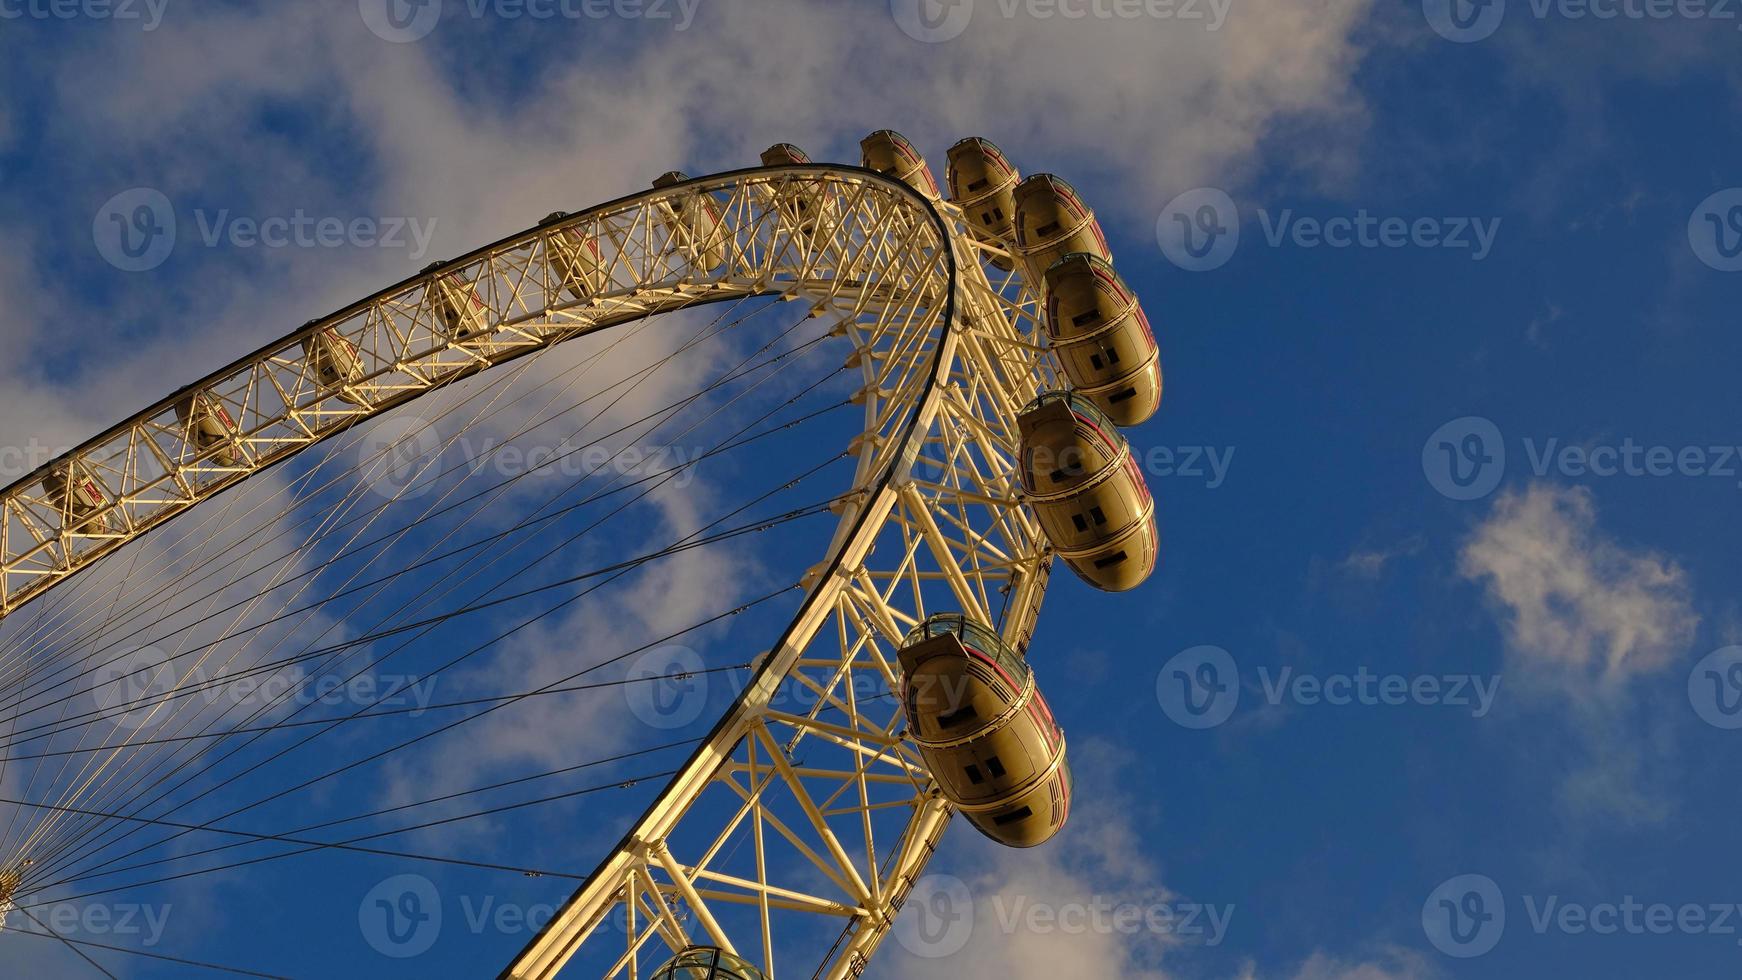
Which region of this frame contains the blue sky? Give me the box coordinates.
[0,0,1739,977]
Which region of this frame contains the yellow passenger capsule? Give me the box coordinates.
[758,144,827,239]
[300,325,370,407]
[899,614,1071,848]
[43,460,113,535]
[539,212,606,303]
[946,137,1020,268]
[652,171,728,271]
[1043,252,1162,427]
[652,947,766,980]
[759,143,811,166]
[1013,174,1110,280]
[174,392,243,467]
[859,130,939,200]
[420,262,491,339]
[1016,391,1157,592]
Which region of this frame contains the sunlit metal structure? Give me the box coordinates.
[0,136,1162,978]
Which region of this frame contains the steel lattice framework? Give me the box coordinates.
[0,164,1064,979]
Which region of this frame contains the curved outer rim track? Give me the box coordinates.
[0,164,1059,979]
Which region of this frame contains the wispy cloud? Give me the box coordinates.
[1460,483,1697,683]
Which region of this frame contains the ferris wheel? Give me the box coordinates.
[0,131,1162,979]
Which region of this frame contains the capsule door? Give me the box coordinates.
[652,172,728,271]
[301,327,370,407]
[860,130,940,200]
[1013,174,1110,279]
[1016,393,1158,591]
[946,137,1020,269]
[758,144,828,239]
[44,461,113,535]
[1043,252,1162,426]
[175,394,243,467]
[898,617,1071,847]
[541,213,606,302]
[422,266,491,340]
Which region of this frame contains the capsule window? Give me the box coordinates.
[1108,388,1137,404]
[1104,345,1120,365]
[1036,221,1060,238]
[1090,354,1104,370]
[1092,551,1129,569]
[1072,309,1103,328]
[965,764,984,784]
[937,703,980,729]
[992,806,1034,827]
[986,756,1006,778]
[992,207,1004,222]
[968,177,990,192]
[1089,506,1107,526]
[1071,514,1088,532]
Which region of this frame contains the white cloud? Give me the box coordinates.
[1245,948,1439,980]
[1459,482,1696,829]
[1459,483,1697,683]
[874,740,1181,980]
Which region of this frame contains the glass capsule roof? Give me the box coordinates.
[904,613,1029,680]
[1019,389,1120,437]
[652,946,768,980]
